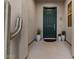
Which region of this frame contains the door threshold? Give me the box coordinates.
[44,38,56,39]
[44,38,56,42]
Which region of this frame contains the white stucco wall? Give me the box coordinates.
[8,0,36,59]
[65,0,72,44]
[8,0,22,59]
[27,0,37,44]
[65,0,74,56]
[36,2,65,39]
[19,0,28,59]
[19,0,36,59]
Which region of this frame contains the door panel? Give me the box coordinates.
[43,7,57,38]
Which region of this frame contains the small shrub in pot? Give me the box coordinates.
[36,29,41,41]
[37,29,41,35]
[58,34,61,41]
[61,31,66,41]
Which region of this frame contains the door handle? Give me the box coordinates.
[11,17,23,39]
[54,24,55,31]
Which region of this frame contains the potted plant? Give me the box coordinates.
[58,34,61,41]
[36,29,41,41]
[61,31,66,41]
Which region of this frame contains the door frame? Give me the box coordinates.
[43,7,57,39]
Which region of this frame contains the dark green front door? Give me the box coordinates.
[43,7,57,38]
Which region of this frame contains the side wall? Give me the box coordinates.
[28,0,37,44]
[8,0,22,59]
[8,0,36,59]
[36,2,65,39]
[20,0,37,59]
[65,0,72,44]
[65,0,74,56]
